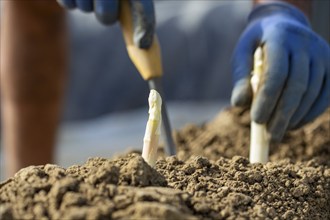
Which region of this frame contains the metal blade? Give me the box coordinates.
[148,77,176,155]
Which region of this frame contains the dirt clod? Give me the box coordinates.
[1,108,329,219]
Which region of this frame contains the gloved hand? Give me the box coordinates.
[57,0,155,48]
[231,2,330,142]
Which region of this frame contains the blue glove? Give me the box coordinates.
[231,2,330,142]
[57,0,155,48]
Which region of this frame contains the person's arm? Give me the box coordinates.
[0,1,67,177]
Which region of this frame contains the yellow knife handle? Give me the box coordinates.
[119,0,163,80]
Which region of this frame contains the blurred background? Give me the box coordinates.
[0,0,329,179]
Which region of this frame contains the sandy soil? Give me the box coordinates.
[1,108,329,219]
[175,107,330,165]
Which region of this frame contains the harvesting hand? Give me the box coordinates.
[57,0,155,48]
[231,2,330,142]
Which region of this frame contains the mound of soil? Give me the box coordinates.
[1,108,329,219]
[175,107,330,165]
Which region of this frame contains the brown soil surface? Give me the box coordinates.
[1,108,329,220]
[175,107,330,166]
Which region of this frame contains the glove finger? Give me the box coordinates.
[293,40,330,128]
[294,71,330,128]
[130,0,155,49]
[231,78,253,107]
[76,0,93,12]
[57,0,76,9]
[231,25,261,107]
[288,59,324,129]
[251,43,289,124]
[94,0,119,25]
[267,52,309,142]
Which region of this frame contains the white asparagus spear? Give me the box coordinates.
[250,46,270,164]
[142,89,162,166]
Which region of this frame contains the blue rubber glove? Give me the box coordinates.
[231,2,330,142]
[57,0,155,48]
